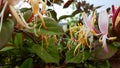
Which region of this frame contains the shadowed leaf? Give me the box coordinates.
[0,19,14,49]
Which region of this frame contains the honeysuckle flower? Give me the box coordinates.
[29,0,47,29]
[0,0,32,30]
[83,12,99,34]
[98,10,116,53]
[111,5,120,30]
[69,23,94,55]
[83,12,93,30]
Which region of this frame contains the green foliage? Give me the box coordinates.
[48,9,57,21]
[0,19,14,48]
[112,42,120,47]
[66,46,91,63]
[14,33,23,48]
[20,58,33,68]
[0,46,15,52]
[29,39,59,64]
[30,17,63,35]
[0,0,120,68]
[93,44,118,59]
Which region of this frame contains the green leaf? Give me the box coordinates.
[0,19,14,48]
[20,58,33,68]
[38,27,63,35]
[93,44,118,60]
[66,46,91,63]
[112,42,120,47]
[20,8,31,13]
[0,46,15,52]
[31,44,59,64]
[23,10,32,21]
[48,9,57,21]
[30,17,63,35]
[30,38,59,63]
[14,33,23,48]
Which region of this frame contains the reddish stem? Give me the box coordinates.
[93,28,100,34]
[0,0,4,8]
[27,13,34,23]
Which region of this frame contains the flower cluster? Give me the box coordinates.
[69,6,120,53]
[0,0,48,30]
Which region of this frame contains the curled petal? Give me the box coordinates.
[74,43,81,56]
[8,0,20,6]
[9,5,32,29]
[38,12,47,29]
[98,11,109,35]
[83,13,93,30]
[102,34,109,53]
[29,0,39,14]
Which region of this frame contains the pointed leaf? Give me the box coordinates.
[48,9,57,21]
[30,17,63,35]
[14,33,23,48]
[0,46,15,52]
[0,19,14,48]
[30,38,59,63]
[66,46,91,63]
[21,58,33,68]
[30,44,59,63]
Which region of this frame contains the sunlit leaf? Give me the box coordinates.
[30,17,63,35]
[0,46,15,52]
[20,8,31,13]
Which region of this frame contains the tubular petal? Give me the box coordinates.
[9,5,32,29]
[83,13,93,30]
[38,12,47,29]
[74,43,81,56]
[30,0,39,14]
[102,34,109,53]
[98,11,109,35]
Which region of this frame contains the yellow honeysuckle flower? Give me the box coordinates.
[0,0,32,32]
[69,23,93,55]
[29,0,47,29]
[29,0,39,15]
